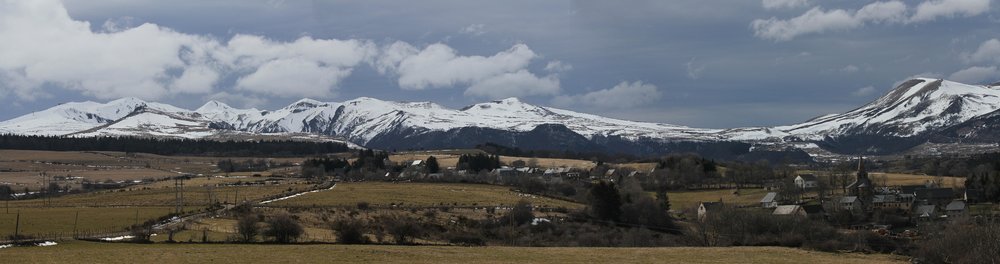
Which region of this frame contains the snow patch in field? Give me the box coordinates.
[35,241,57,247]
[100,235,134,241]
[259,184,336,204]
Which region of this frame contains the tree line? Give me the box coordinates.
[0,134,350,156]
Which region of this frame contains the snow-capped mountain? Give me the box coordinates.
[3,78,1000,157]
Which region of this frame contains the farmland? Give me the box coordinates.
[0,207,173,235]
[667,188,770,210]
[0,241,906,264]
[266,182,582,209]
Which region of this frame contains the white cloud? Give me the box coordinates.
[204,91,267,109]
[910,0,990,23]
[852,86,876,96]
[373,41,561,99]
[544,60,573,73]
[459,24,487,36]
[235,58,352,98]
[962,38,1000,64]
[553,81,662,108]
[751,7,863,41]
[686,58,706,80]
[0,0,376,101]
[464,70,560,99]
[752,0,988,41]
[762,0,810,10]
[949,66,1000,84]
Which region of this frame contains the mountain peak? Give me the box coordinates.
[284,98,328,109]
[196,100,232,113]
[496,97,522,104]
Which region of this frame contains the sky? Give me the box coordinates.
[1,0,999,128]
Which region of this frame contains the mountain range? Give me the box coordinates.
[3,78,999,160]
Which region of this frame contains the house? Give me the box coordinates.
[873,194,912,211]
[944,200,966,217]
[772,205,806,217]
[914,205,937,219]
[698,202,723,220]
[760,192,778,209]
[794,174,819,189]
[840,196,861,211]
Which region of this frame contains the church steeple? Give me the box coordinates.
[857,156,866,176]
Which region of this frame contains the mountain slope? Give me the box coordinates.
[2,78,1000,157]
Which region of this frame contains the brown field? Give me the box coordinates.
[8,183,312,208]
[0,241,906,264]
[668,188,770,211]
[0,207,174,235]
[0,149,310,189]
[389,150,598,170]
[267,182,582,209]
[870,172,964,188]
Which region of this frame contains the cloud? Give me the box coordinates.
[204,91,267,109]
[762,0,810,10]
[751,7,864,41]
[235,58,352,98]
[949,66,1000,84]
[376,42,557,98]
[686,58,707,80]
[852,86,876,96]
[0,0,376,101]
[751,0,988,41]
[544,60,573,73]
[962,38,1000,64]
[464,70,560,99]
[553,81,662,108]
[841,65,860,73]
[910,0,990,23]
[459,24,486,36]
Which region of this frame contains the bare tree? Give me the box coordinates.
[236,215,259,243]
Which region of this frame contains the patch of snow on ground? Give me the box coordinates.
[100,235,134,241]
[259,184,336,204]
[36,241,57,246]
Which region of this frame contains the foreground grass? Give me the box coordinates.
[268,182,582,209]
[0,241,906,264]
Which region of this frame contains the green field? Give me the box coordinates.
[268,182,583,209]
[0,241,905,264]
[0,207,173,236]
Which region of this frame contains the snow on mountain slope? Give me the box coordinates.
[0,97,181,136]
[5,78,1000,155]
[771,78,1000,140]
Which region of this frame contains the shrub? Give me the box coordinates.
[264,214,304,243]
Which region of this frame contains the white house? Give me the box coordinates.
[794,174,819,189]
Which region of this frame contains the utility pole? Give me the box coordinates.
[134,208,139,227]
[14,210,20,242]
[73,211,80,238]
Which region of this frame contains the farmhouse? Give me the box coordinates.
[944,200,966,217]
[760,192,778,209]
[772,205,806,217]
[794,174,818,189]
